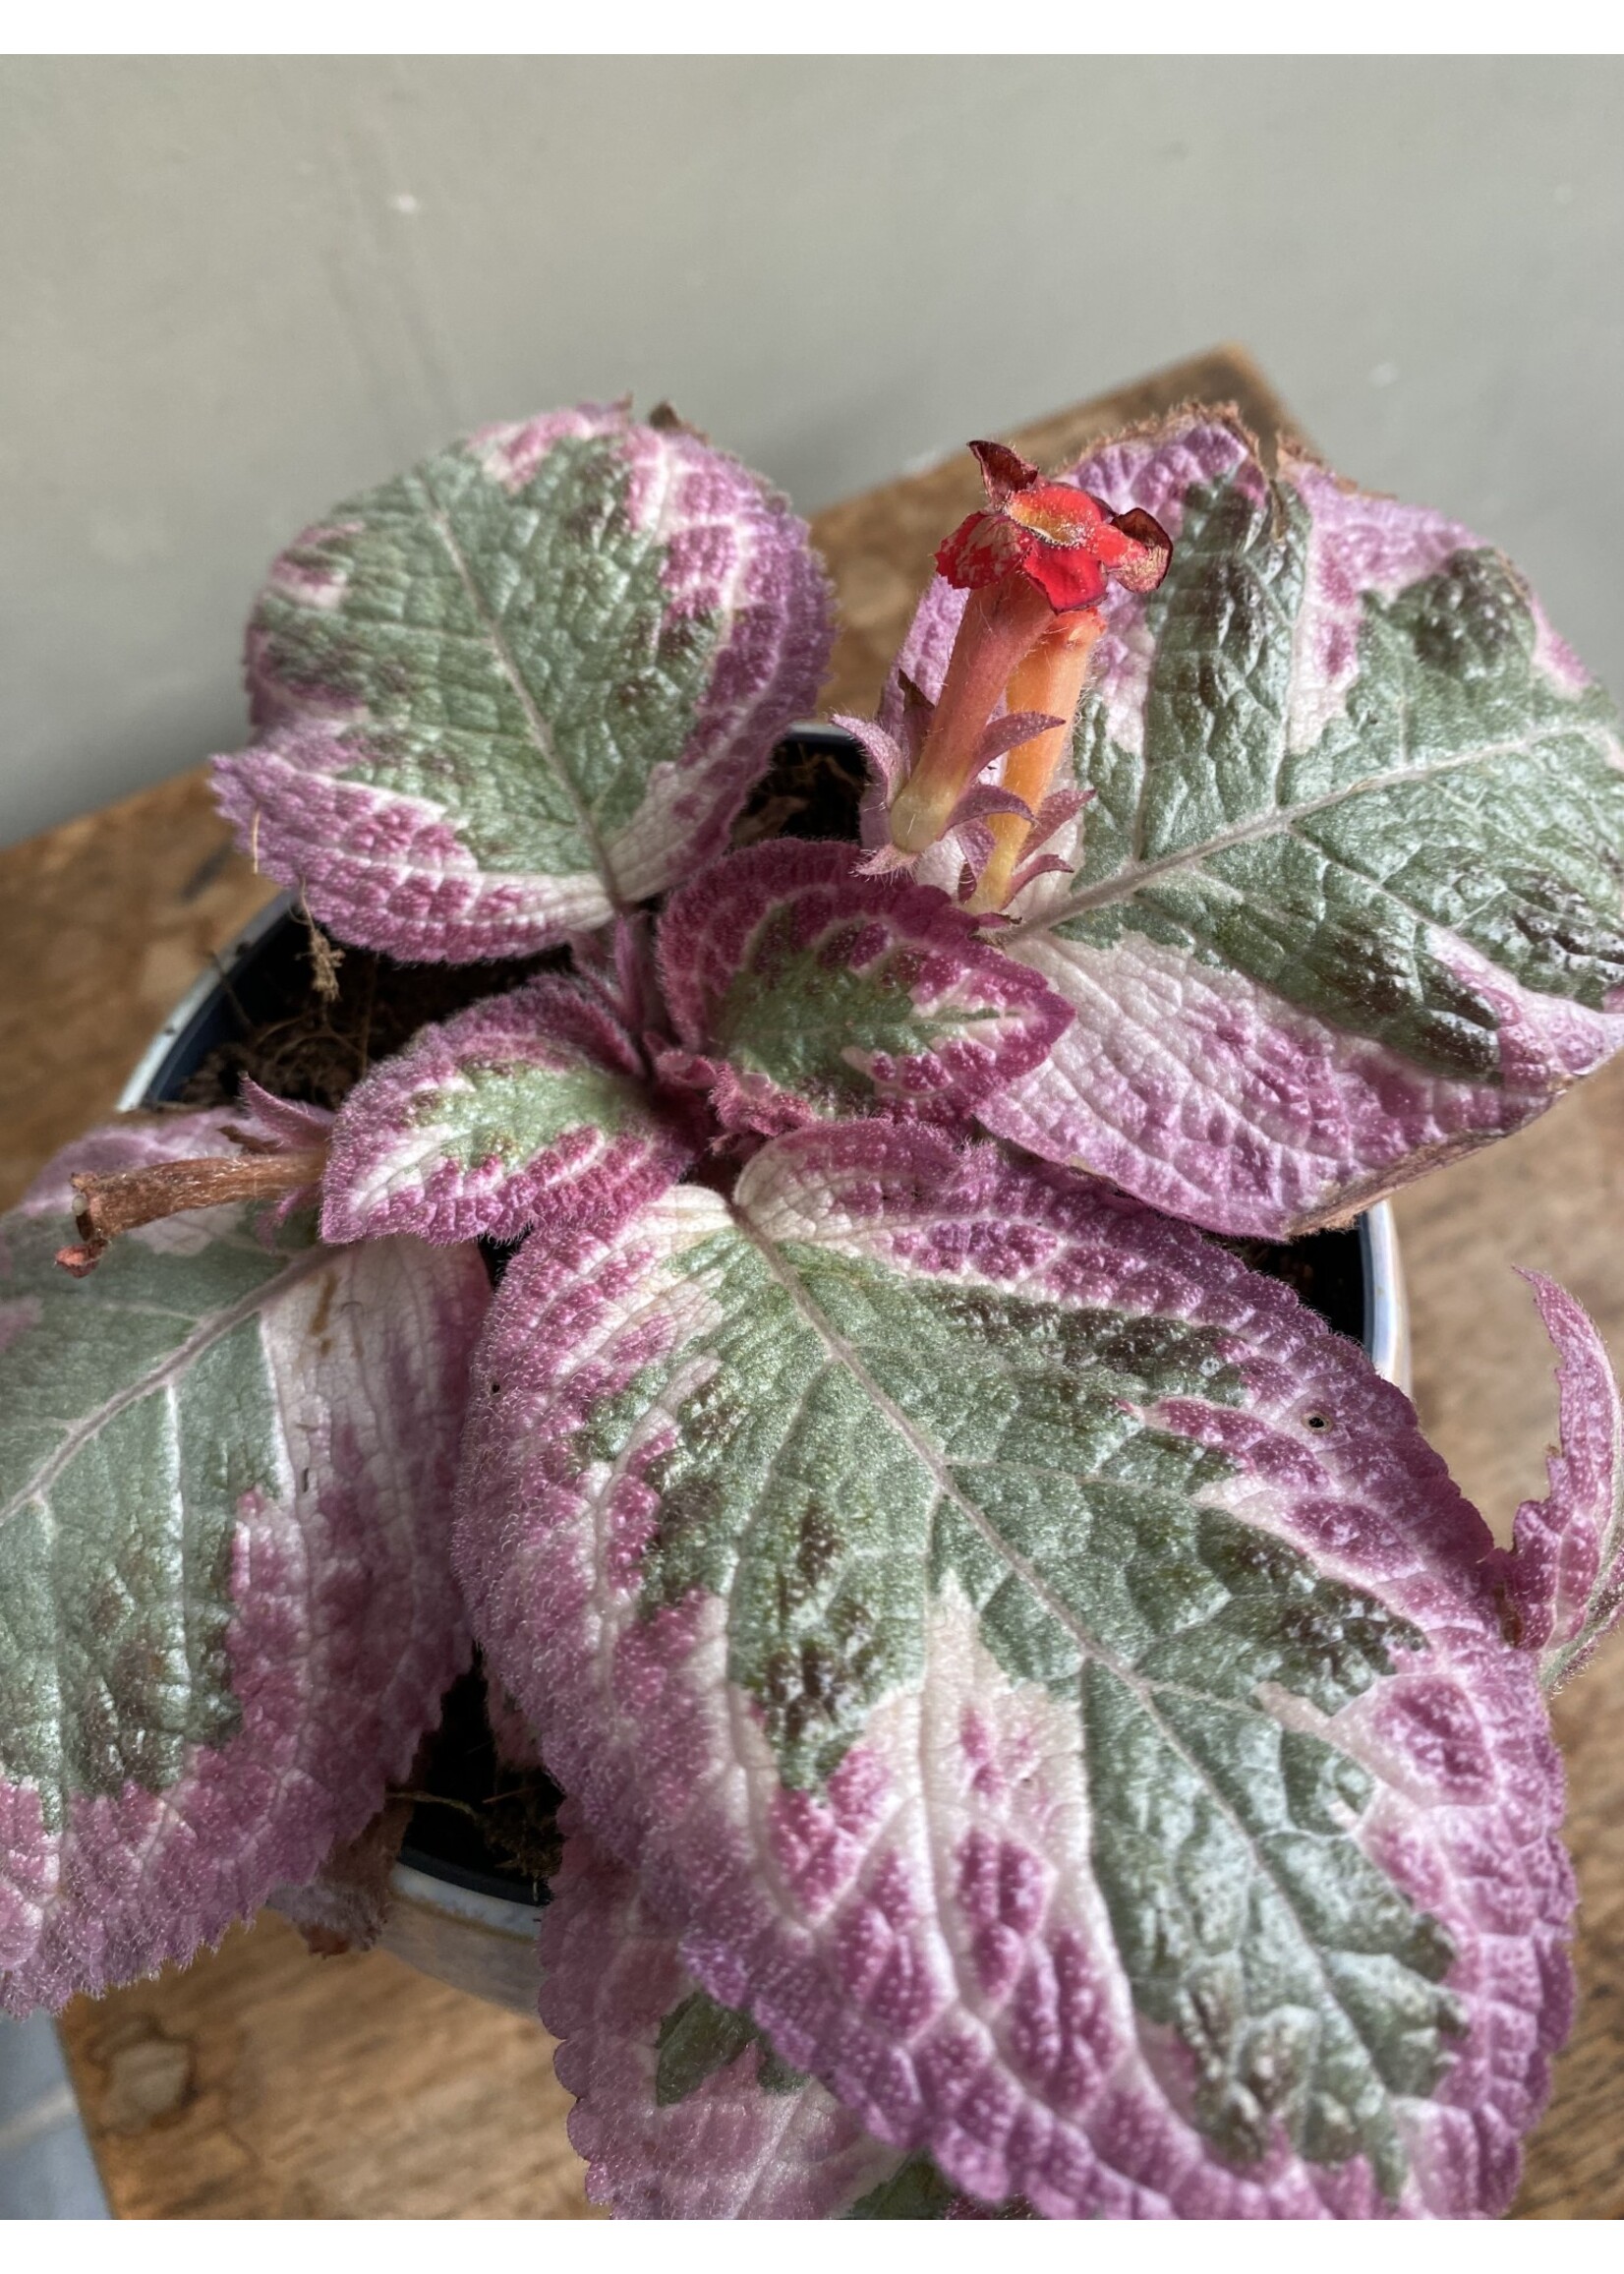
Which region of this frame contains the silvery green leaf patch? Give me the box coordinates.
[880,413,1624,1238]
[0,1115,486,2009]
[456,1121,1582,2218]
[214,405,833,959]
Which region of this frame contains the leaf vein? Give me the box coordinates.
[413,464,626,907]
[728,1211,1413,2121]
[1029,730,1613,937]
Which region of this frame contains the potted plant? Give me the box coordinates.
[3,399,1621,2219]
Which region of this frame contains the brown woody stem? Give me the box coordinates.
[55,1147,327,1277]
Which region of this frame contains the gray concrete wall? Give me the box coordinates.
[2,54,1620,846]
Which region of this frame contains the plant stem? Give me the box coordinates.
[56,1147,327,1276]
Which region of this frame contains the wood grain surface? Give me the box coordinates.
[5,347,1620,2218]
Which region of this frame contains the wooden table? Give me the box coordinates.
[3,348,1619,2219]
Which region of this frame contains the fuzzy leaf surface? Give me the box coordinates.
[935,412,1624,1237]
[1491,1272,1624,1690]
[458,1122,1572,2218]
[0,1116,487,2011]
[657,841,1072,1133]
[213,404,833,960]
[320,975,695,1246]
[541,1804,950,2217]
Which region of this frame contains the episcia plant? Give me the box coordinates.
[3,397,1624,2220]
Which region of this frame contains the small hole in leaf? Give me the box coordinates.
[1305,1412,1330,1432]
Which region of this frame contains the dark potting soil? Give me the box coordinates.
[396,1664,565,1904]
[175,923,562,1117]
[159,728,1366,1903]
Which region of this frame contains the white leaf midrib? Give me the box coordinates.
[413,463,627,909]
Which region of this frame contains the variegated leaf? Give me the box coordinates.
[1491,1272,1624,1691]
[458,1122,1573,2218]
[656,841,1072,1134]
[541,1804,959,2217]
[912,411,1624,1238]
[320,974,695,1246]
[214,404,833,960]
[0,1115,487,2011]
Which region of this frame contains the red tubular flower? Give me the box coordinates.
[885,441,1171,909]
[936,440,1171,611]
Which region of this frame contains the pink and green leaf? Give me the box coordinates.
[213,404,834,961]
[0,1115,487,2012]
[656,841,1072,1131]
[541,1806,953,2217]
[1492,1272,1624,1691]
[881,412,1624,1237]
[458,1123,1573,2218]
[320,974,695,1246]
